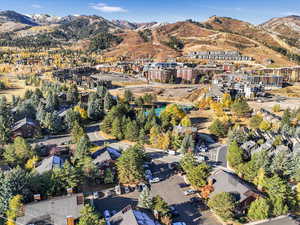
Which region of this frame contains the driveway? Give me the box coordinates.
[150,160,222,225]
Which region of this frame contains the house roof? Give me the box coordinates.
[17,194,84,225]
[241,141,256,151]
[109,206,157,225]
[92,147,121,166]
[0,165,11,172]
[209,170,259,202]
[12,117,38,131]
[245,215,299,225]
[35,156,64,174]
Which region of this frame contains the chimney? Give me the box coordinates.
[66,216,75,225]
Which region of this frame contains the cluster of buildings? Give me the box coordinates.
[142,62,234,84]
[256,66,300,83]
[210,73,284,99]
[187,51,253,62]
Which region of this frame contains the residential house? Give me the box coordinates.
[245,215,299,225]
[92,147,121,168]
[35,156,64,174]
[12,117,40,138]
[209,170,261,212]
[109,205,158,225]
[17,194,84,225]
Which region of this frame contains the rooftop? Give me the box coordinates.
[35,156,64,174]
[109,205,158,225]
[209,169,259,202]
[17,194,84,225]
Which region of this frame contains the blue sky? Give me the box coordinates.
[0,0,299,24]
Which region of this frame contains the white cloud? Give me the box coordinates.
[90,3,127,13]
[32,4,42,9]
[280,11,300,16]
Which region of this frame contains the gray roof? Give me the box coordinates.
[35,156,64,174]
[245,215,299,225]
[12,117,38,131]
[93,150,112,165]
[209,170,259,202]
[17,194,84,225]
[92,147,121,166]
[241,141,256,151]
[110,206,157,225]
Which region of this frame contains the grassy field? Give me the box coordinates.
[0,74,36,101]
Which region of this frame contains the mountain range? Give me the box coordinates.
[0,10,300,66]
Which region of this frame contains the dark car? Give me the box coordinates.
[178,183,190,188]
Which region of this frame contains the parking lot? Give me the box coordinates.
[92,159,221,225]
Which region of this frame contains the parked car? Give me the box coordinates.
[124,186,130,194]
[103,210,110,221]
[178,183,190,188]
[111,210,117,215]
[168,150,176,155]
[145,169,152,175]
[93,192,99,199]
[115,185,122,195]
[184,189,196,196]
[149,177,160,183]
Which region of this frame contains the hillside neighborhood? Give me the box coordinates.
[0,4,300,225]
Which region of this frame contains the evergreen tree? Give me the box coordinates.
[104,168,114,184]
[78,205,101,225]
[150,126,160,147]
[104,92,116,111]
[125,120,139,141]
[186,163,211,188]
[43,111,63,134]
[62,161,81,189]
[207,192,236,221]
[138,128,147,145]
[138,186,153,209]
[152,195,170,216]
[71,121,85,143]
[180,134,195,153]
[116,145,145,184]
[73,135,90,162]
[248,198,270,221]
[227,141,244,170]
[87,93,103,120]
[209,119,227,137]
[231,98,252,117]
[4,137,34,165]
[111,117,124,140]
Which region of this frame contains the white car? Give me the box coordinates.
[149,177,160,183]
[124,186,130,194]
[103,210,110,221]
[145,169,152,175]
[93,192,99,199]
[184,189,196,196]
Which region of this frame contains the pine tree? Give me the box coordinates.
[227,140,244,170]
[62,161,81,189]
[104,93,116,111]
[207,192,236,221]
[78,205,101,225]
[209,119,227,137]
[150,126,160,147]
[138,186,153,209]
[248,198,270,221]
[125,120,139,141]
[104,168,114,184]
[111,117,123,140]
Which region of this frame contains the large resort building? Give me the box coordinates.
[188,51,253,61]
